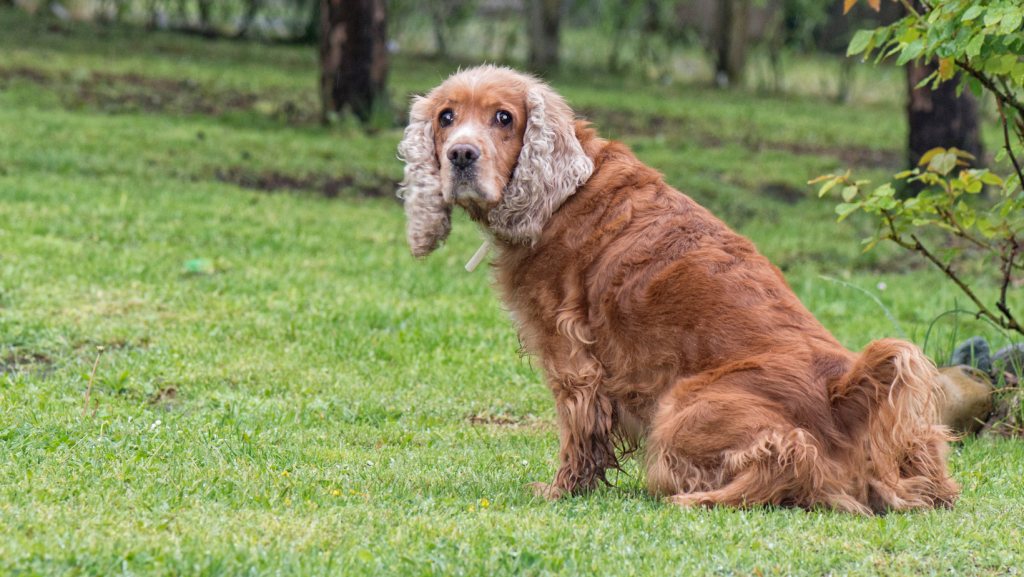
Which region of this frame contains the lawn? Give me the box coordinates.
[1,10,1024,576]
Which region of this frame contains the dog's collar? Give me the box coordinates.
[465,240,492,272]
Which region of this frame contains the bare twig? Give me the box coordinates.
[997,98,1024,195]
[902,232,1023,336]
[957,63,1024,118]
[998,238,1019,328]
[82,346,104,419]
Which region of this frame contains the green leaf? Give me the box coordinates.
[968,77,982,98]
[966,180,983,193]
[961,6,983,21]
[818,178,840,197]
[918,147,945,166]
[836,202,861,221]
[842,186,858,202]
[1000,12,1022,35]
[966,34,984,58]
[980,171,1004,185]
[928,151,958,175]
[983,9,1003,27]
[848,29,875,56]
[896,39,926,66]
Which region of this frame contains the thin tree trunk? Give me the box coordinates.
[715,0,748,87]
[905,0,981,172]
[235,0,261,38]
[528,0,560,72]
[906,61,982,168]
[319,0,389,124]
[197,0,212,30]
[431,9,448,57]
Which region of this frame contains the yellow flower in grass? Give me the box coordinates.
[479,498,489,507]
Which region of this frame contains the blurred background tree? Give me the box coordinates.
[1,0,996,160]
[319,0,389,125]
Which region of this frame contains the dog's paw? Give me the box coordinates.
[528,481,566,501]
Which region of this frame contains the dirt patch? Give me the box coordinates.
[468,414,523,426]
[1,351,55,377]
[467,412,552,429]
[0,66,317,124]
[759,182,805,204]
[215,167,397,200]
[148,385,181,412]
[576,106,902,170]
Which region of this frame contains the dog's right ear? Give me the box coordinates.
[398,96,451,258]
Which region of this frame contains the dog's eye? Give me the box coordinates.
[495,110,512,127]
[439,109,454,128]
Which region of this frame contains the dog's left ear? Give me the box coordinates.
[398,96,452,258]
[488,82,594,246]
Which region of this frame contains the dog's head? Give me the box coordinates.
[398,65,594,258]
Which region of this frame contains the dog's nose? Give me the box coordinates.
[447,144,480,169]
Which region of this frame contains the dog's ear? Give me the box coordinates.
[488,82,594,246]
[398,96,452,258]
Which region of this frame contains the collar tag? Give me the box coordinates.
[465,241,492,272]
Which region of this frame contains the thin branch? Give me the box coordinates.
[997,98,1024,194]
[957,62,1024,118]
[998,237,1019,329]
[938,207,998,252]
[905,232,1023,336]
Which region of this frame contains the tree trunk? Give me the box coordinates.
[197,0,213,30]
[319,0,389,124]
[905,0,981,172]
[906,61,982,168]
[528,0,560,72]
[715,0,749,87]
[235,0,261,38]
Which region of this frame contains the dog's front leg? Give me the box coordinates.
[531,351,618,500]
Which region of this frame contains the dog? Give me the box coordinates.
[398,65,958,514]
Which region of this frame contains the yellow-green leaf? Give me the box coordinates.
[819,178,840,197]
[938,58,955,80]
[918,147,945,166]
[928,151,957,175]
[980,172,1004,185]
[842,186,858,201]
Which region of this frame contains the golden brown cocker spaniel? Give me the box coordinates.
[398,65,958,514]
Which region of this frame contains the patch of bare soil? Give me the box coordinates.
[215,167,397,200]
[0,66,318,124]
[1,351,55,376]
[759,182,805,204]
[148,385,181,413]
[467,412,553,429]
[576,106,903,170]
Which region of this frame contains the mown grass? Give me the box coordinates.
[2,9,1024,576]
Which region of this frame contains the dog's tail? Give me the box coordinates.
[831,338,958,511]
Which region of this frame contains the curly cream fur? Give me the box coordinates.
[397,96,451,258]
[488,84,594,245]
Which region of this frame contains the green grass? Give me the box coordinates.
[2,9,1024,576]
